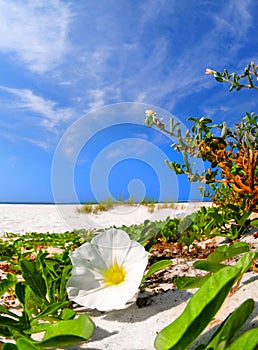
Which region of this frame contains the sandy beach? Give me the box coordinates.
[0,203,257,350]
[0,202,211,234]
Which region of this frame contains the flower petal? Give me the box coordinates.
[91,228,132,266]
[67,265,105,295]
[122,240,149,269]
[124,255,149,287]
[68,281,140,311]
[69,241,108,271]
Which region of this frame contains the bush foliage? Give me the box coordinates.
[145,63,258,213]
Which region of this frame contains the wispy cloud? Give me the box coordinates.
[0,129,50,150]
[88,89,106,110]
[87,86,121,111]
[0,85,74,132]
[0,0,72,73]
[106,139,157,159]
[114,0,254,111]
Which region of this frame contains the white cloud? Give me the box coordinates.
[88,89,106,110]
[0,129,50,150]
[106,139,152,159]
[0,0,72,73]
[213,0,252,41]
[87,86,120,111]
[0,85,74,131]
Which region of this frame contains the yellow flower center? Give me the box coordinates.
[103,263,126,286]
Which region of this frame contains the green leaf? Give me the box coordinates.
[235,251,257,274]
[0,315,24,333]
[0,274,17,297]
[237,210,251,226]
[33,301,70,321]
[226,204,240,212]
[2,343,18,350]
[215,75,224,82]
[193,260,226,273]
[59,265,72,301]
[15,282,31,308]
[36,314,95,347]
[207,242,250,263]
[0,304,20,319]
[141,260,172,283]
[250,218,258,227]
[154,266,240,350]
[16,338,39,350]
[20,259,48,302]
[60,308,76,320]
[174,274,211,290]
[203,299,254,349]
[226,328,258,350]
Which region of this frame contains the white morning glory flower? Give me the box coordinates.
[66,228,149,311]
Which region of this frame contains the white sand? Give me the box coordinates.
[0,202,210,234]
[0,203,257,350]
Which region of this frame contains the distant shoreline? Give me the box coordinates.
[0,199,212,205]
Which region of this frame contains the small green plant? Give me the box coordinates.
[0,250,95,349]
[155,243,258,350]
[0,230,92,263]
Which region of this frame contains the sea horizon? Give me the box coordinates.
[0,199,212,205]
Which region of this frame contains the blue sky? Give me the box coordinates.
[1,0,258,203]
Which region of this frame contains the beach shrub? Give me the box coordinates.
[145,63,258,215]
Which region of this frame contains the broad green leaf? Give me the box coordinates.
[193,260,225,273]
[204,299,254,349]
[2,343,18,350]
[154,266,240,350]
[0,274,17,297]
[0,316,24,334]
[174,274,211,290]
[15,282,30,308]
[20,259,48,302]
[16,338,39,350]
[226,328,258,350]
[207,242,250,263]
[141,260,172,283]
[36,314,95,347]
